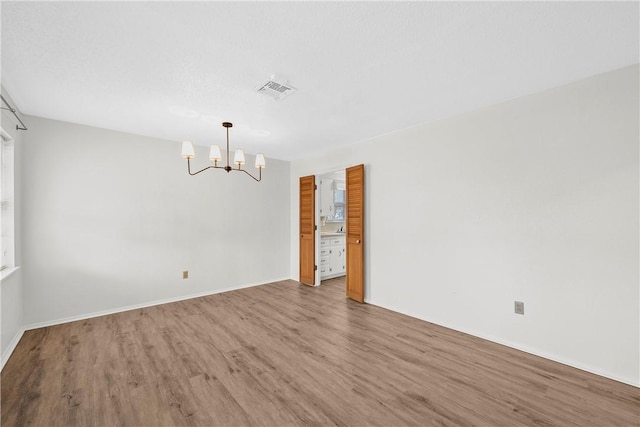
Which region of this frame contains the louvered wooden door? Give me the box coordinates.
[299,175,316,286]
[346,164,364,302]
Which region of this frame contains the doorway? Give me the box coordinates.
[299,164,364,302]
[318,170,346,284]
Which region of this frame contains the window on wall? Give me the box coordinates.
[1,127,15,272]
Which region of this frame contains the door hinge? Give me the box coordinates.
[314,225,317,231]
[314,185,317,190]
[314,265,318,271]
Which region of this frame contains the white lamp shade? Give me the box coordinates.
[234,149,245,166]
[209,145,222,162]
[255,153,266,169]
[181,141,195,159]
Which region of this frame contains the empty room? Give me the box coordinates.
[1,2,638,426]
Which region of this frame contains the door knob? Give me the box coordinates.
[356,239,361,244]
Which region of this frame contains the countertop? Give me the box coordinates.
[320,232,346,237]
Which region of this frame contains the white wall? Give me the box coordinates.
[290,65,640,386]
[23,116,290,326]
[1,87,24,366]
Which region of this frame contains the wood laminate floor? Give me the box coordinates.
[2,278,639,426]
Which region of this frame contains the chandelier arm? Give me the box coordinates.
[236,167,262,182]
[187,158,227,176]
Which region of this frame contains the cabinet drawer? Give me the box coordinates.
[320,247,330,256]
[320,239,330,247]
[331,236,345,246]
[320,256,329,265]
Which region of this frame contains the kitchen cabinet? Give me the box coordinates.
[320,235,345,279]
[319,178,334,218]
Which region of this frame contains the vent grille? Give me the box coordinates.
[256,78,297,100]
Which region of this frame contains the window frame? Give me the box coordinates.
[1,126,16,279]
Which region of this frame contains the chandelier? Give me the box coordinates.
[180,122,265,182]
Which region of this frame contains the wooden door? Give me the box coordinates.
[299,175,316,286]
[346,164,364,302]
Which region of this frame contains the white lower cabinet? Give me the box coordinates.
[320,235,345,279]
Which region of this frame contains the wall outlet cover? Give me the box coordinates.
[514,301,524,315]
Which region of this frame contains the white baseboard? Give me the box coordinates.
[1,326,26,371]
[25,277,291,331]
[364,297,639,389]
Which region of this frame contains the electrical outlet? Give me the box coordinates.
[183,270,189,279]
[514,301,524,315]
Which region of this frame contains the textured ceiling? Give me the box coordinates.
[1,2,638,161]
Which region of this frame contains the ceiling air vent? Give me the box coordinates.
[256,77,297,101]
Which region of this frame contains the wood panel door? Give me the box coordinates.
[346,164,364,302]
[299,175,316,286]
